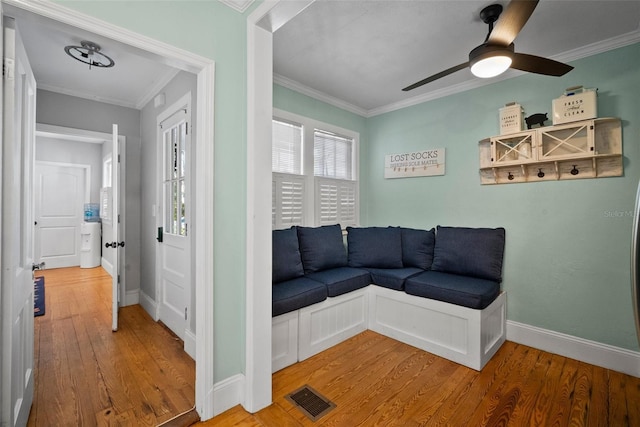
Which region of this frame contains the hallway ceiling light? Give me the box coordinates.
[64,40,115,69]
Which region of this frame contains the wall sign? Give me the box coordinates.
[384,148,445,179]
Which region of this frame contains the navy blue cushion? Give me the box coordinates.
[347,227,403,268]
[272,277,328,317]
[401,227,435,270]
[431,226,505,282]
[272,227,305,284]
[297,224,347,273]
[365,267,423,291]
[404,271,500,309]
[306,267,371,297]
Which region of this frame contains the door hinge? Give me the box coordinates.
[186,122,189,135]
[118,154,121,163]
[118,214,121,223]
[184,307,188,321]
[117,274,121,284]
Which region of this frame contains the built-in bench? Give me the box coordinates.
[272,224,507,372]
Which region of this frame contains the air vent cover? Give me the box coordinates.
[285,385,336,421]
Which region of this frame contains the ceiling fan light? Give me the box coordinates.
[470,55,512,78]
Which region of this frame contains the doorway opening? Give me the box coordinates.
[4,0,215,419]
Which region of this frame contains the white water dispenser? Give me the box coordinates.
[80,222,101,268]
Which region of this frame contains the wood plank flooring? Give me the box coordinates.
[27,267,196,426]
[198,330,640,427]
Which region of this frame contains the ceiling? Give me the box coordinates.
[4,1,640,115]
[274,0,640,116]
[4,4,180,110]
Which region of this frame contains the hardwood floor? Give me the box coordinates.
[198,330,640,427]
[27,267,196,426]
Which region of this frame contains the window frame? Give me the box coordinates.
[272,108,359,229]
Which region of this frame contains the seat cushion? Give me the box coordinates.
[404,270,500,309]
[431,226,505,282]
[272,227,304,284]
[400,227,435,270]
[365,267,423,291]
[306,267,371,297]
[297,224,348,273]
[347,226,403,268]
[272,277,328,317]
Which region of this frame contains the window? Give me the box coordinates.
[272,119,302,174]
[103,154,112,188]
[162,117,188,236]
[272,109,359,229]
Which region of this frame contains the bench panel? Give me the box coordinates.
[272,311,298,372]
[299,288,368,361]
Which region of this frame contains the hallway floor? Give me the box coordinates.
[27,267,195,426]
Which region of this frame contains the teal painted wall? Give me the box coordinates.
[364,43,640,351]
[274,84,368,135]
[56,0,257,380]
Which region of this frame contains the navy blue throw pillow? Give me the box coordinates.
[272,227,304,283]
[297,224,348,273]
[400,227,435,270]
[346,227,403,268]
[431,226,506,282]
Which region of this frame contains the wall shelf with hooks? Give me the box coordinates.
[479,118,622,185]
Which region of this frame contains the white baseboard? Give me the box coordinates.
[101,257,113,276]
[124,290,139,307]
[507,320,640,377]
[184,328,196,360]
[139,290,159,321]
[212,374,245,416]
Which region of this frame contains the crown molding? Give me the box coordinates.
[219,0,255,13]
[134,68,181,109]
[37,83,139,110]
[273,73,369,118]
[275,29,640,118]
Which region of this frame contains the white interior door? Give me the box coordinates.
[157,101,191,340]
[108,124,121,332]
[1,15,36,427]
[34,163,87,268]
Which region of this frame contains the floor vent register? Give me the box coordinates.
[285,385,336,421]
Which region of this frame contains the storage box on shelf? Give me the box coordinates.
[479,117,622,185]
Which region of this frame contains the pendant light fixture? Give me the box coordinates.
[64,40,115,69]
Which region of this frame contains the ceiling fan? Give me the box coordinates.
[402,0,573,92]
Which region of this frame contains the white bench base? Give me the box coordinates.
[368,286,506,371]
[272,285,506,373]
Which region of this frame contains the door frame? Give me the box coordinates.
[4,0,216,420]
[245,0,316,412]
[33,160,91,268]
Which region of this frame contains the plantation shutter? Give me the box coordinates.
[315,178,357,227]
[273,173,305,228]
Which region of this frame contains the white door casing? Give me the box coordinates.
[34,162,88,268]
[156,95,191,341]
[4,0,216,419]
[1,15,36,427]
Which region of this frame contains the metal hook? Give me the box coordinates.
[538,169,545,178]
[571,165,579,175]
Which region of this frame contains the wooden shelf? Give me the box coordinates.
[479,118,622,185]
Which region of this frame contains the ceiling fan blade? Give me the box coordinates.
[488,0,539,46]
[511,53,573,76]
[402,62,469,91]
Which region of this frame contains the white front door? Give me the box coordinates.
[34,163,87,268]
[157,98,191,340]
[1,15,37,427]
